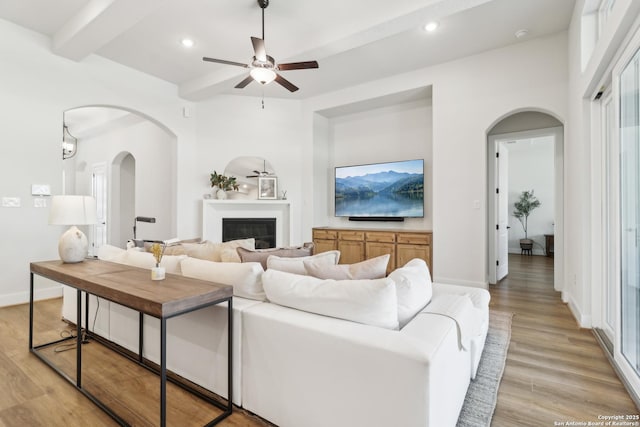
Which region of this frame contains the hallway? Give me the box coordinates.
[490,254,638,425]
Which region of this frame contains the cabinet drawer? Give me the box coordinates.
[338,230,365,241]
[397,232,431,245]
[313,229,338,240]
[365,231,395,243]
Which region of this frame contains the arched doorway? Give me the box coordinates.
[486,111,564,292]
[62,106,177,251]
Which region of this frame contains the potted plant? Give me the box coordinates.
[210,171,239,199]
[513,190,541,252]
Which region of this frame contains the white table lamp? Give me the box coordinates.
[49,195,98,263]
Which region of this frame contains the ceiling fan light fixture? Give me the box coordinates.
[250,67,276,85]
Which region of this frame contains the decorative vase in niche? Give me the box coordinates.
[216,189,228,200]
[151,265,165,281]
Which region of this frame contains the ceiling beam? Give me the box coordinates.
[53,0,167,61]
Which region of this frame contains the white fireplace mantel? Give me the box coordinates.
[202,200,291,247]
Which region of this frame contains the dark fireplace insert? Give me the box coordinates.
[222,218,276,249]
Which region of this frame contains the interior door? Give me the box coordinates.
[92,163,107,256]
[497,143,509,280]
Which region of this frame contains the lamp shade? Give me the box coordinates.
[49,195,97,226]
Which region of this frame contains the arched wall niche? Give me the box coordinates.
[63,105,178,248]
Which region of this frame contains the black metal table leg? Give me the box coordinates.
[29,273,34,350]
[160,317,167,427]
[77,289,82,388]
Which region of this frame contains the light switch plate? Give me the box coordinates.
[2,197,21,207]
[34,198,47,208]
[31,184,51,196]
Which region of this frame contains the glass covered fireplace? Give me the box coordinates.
[222,218,276,249]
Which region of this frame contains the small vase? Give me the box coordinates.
[151,266,166,281]
[216,189,228,200]
[211,185,219,199]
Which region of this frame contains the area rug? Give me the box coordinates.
[456,310,513,427]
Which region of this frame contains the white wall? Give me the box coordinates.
[194,95,306,245]
[304,31,568,288]
[320,99,432,230]
[506,138,555,255]
[0,18,196,307]
[71,117,175,245]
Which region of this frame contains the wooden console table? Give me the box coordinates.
[29,259,233,427]
[312,227,433,275]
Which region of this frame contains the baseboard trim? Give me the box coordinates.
[0,286,63,308]
[567,295,592,328]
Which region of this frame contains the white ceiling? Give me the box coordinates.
[0,0,576,100]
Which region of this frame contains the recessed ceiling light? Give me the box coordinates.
[515,29,528,39]
[181,38,195,48]
[424,22,439,32]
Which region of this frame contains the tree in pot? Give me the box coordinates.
[513,190,541,253]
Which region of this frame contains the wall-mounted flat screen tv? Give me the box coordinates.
[335,159,424,219]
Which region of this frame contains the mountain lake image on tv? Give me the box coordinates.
[335,159,424,218]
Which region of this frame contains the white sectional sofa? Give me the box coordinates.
[61,243,490,427]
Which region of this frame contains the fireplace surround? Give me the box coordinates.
[202,200,291,247]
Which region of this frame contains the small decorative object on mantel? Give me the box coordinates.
[513,189,541,255]
[210,171,239,199]
[280,190,287,200]
[151,242,166,280]
[258,176,277,200]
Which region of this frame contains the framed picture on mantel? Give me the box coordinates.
[258,176,277,200]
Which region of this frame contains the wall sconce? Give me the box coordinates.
[62,124,77,160]
[133,216,156,239]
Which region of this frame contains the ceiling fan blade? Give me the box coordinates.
[251,37,267,62]
[274,73,299,92]
[235,75,254,89]
[203,57,248,68]
[277,61,319,71]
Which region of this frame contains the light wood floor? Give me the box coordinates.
[1,257,637,426]
[491,254,638,426]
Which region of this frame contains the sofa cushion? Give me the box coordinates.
[97,244,127,263]
[98,244,187,274]
[182,238,255,262]
[388,258,433,328]
[180,257,266,301]
[304,254,389,280]
[237,243,316,269]
[262,269,399,330]
[123,249,186,274]
[267,251,340,275]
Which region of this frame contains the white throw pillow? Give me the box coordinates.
[388,258,433,328]
[123,249,186,275]
[180,257,266,301]
[304,254,389,280]
[266,250,340,275]
[262,269,399,330]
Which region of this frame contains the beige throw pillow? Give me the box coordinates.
[237,242,315,269]
[182,238,255,262]
[266,250,341,275]
[304,254,390,280]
